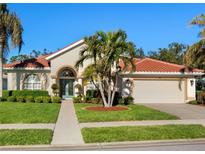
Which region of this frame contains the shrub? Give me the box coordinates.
[51,84,59,96]
[118,98,124,105]
[16,96,25,103]
[35,96,43,103]
[86,90,97,98]
[7,96,16,102]
[188,100,198,105]
[0,97,6,102]
[73,96,82,103]
[52,96,61,103]
[3,90,12,98]
[124,96,134,105]
[84,96,92,103]
[26,96,34,103]
[42,96,51,103]
[90,98,100,104]
[12,90,49,97]
[197,92,205,104]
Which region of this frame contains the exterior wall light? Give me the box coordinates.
[125,79,132,87]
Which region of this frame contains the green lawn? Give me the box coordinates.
[82,124,205,143]
[0,129,53,146]
[0,102,61,123]
[74,103,178,122]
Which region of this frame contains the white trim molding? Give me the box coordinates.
[120,71,204,77]
[45,39,84,61]
[3,67,51,71]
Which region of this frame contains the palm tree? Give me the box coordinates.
[75,30,136,107]
[0,4,23,97]
[191,14,205,39]
[184,40,205,69]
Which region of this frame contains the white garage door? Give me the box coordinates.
[133,79,185,103]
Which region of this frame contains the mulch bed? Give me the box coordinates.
[85,106,129,111]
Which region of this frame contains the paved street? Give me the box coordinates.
[1,140,205,151]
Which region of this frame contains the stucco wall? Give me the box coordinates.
[7,70,51,92]
[50,44,91,78]
[187,78,196,100]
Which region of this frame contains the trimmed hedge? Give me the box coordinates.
[16,96,25,103]
[52,96,61,103]
[26,96,34,103]
[42,96,51,103]
[3,90,12,98]
[73,96,82,103]
[35,96,43,103]
[12,90,49,97]
[7,96,16,102]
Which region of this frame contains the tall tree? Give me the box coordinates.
[75,30,136,107]
[184,14,205,69]
[147,42,187,65]
[0,4,23,97]
[135,48,145,58]
[9,48,52,63]
[184,40,205,69]
[191,14,205,39]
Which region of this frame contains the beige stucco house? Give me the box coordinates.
[3,39,204,103]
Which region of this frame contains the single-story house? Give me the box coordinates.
[3,39,204,103]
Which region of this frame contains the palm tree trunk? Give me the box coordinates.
[97,75,108,107]
[0,42,3,97]
[110,74,118,106]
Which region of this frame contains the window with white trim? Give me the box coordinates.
[23,74,41,90]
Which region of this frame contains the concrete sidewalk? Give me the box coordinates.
[51,100,84,145]
[0,124,55,130]
[79,119,205,128]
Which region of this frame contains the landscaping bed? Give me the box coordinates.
[0,102,61,123]
[74,103,178,122]
[0,129,53,146]
[82,124,205,143]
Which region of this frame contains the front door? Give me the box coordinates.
[60,79,74,99]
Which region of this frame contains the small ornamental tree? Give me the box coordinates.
[51,83,59,96]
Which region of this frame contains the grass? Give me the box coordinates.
[0,102,61,123]
[82,124,205,143]
[0,129,53,146]
[74,103,178,122]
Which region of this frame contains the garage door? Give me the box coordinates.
[133,79,185,103]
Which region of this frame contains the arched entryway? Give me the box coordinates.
[58,67,76,99]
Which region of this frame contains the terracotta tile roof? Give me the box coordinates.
[3,54,50,68]
[119,57,203,73]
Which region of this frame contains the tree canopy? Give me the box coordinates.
[147,42,187,65]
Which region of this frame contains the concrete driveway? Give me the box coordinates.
[142,103,205,119]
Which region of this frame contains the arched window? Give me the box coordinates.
[59,68,75,78]
[23,74,41,90]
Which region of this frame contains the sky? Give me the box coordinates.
[7,3,205,59]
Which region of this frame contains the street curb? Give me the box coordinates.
[1,138,205,150]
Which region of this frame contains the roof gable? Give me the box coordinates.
[45,39,84,61]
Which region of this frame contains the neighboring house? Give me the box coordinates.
[3,39,204,103]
